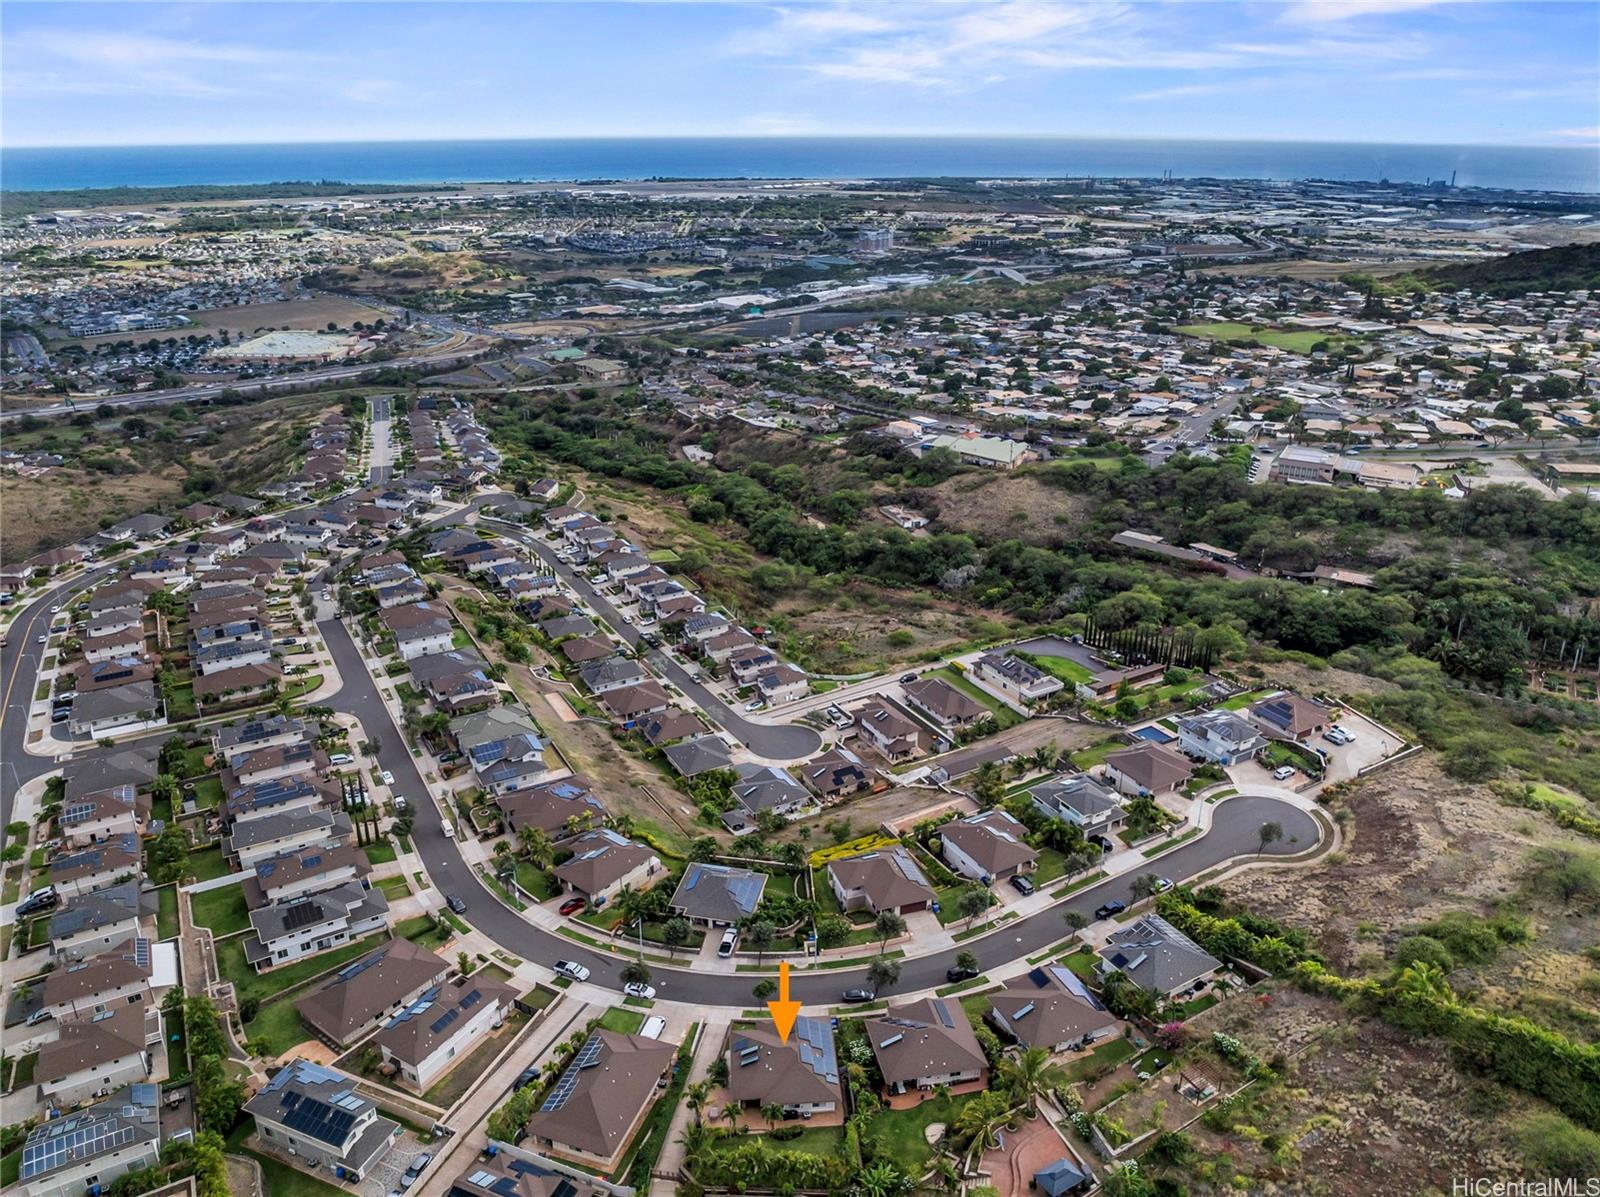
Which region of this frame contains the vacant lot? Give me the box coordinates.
[1174,321,1349,354]
[927,470,1096,548]
[2,392,338,558]
[51,295,390,349]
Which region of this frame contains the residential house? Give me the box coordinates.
[48,881,149,961]
[725,1018,842,1119]
[902,678,989,731]
[373,973,518,1091]
[226,807,351,870]
[295,939,452,1048]
[495,776,607,839]
[730,763,811,821]
[382,602,457,660]
[1097,914,1222,997]
[451,707,546,796]
[798,747,870,804]
[552,830,661,906]
[242,881,389,970]
[865,998,987,1095]
[987,964,1121,1053]
[217,715,305,767]
[756,665,809,705]
[1175,711,1265,765]
[668,862,767,928]
[1102,744,1193,797]
[972,654,1063,705]
[59,785,149,846]
[37,1002,153,1106]
[522,1031,676,1172]
[853,703,921,763]
[16,1085,161,1197]
[48,836,141,898]
[243,843,370,908]
[1028,775,1126,837]
[662,734,734,779]
[636,708,703,747]
[598,682,673,722]
[1247,694,1334,741]
[826,848,936,916]
[939,809,1039,883]
[245,1060,399,1182]
[38,940,155,1019]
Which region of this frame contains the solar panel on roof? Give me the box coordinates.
[282,902,327,931]
[878,1033,903,1048]
[461,988,483,1010]
[933,1000,955,1028]
[429,1007,461,1035]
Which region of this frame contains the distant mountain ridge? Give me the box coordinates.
[1421,242,1600,297]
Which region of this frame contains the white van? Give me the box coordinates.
[442,821,456,839]
[639,1015,667,1040]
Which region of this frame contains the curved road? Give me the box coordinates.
[2,491,1320,1006]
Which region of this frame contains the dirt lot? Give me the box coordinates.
[1098,983,1531,1195]
[927,470,1095,548]
[2,393,336,559]
[1219,752,1600,1044]
[50,295,390,348]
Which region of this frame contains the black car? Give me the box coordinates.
[1090,835,1115,854]
[1094,900,1126,920]
[945,964,979,984]
[900,673,918,683]
[512,1065,541,1090]
[446,894,468,915]
[840,988,877,1004]
[17,888,58,916]
[1010,874,1035,896]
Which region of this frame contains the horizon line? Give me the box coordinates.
[6,131,1597,153]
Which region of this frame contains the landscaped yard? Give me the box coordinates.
[377,875,412,899]
[189,882,251,938]
[245,995,314,1058]
[1069,736,1128,770]
[873,1092,976,1173]
[219,931,387,1007]
[181,844,235,882]
[156,885,179,939]
[596,1006,646,1035]
[396,914,453,950]
[1062,1034,1136,1082]
[191,776,224,808]
[924,666,1023,730]
[515,862,560,901]
[1027,653,1093,685]
[363,840,398,865]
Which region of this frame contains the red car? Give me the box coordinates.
[558,897,586,917]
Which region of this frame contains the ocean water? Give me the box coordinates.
[3,136,1596,195]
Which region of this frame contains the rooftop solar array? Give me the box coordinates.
[20,1090,155,1181]
[932,999,955,1028]
[540,1035,604,1113]
[278,1092,357,1147]
[793,1016,840,1084]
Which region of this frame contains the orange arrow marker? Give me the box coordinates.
[767,960,802,1044]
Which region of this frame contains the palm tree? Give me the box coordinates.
[517,824,553,868]
[761,1102,785,1133]
[856,1162,906,1197]
[999,1047,1067,1116]
[721,1099,743,1127]
[685,1080,713,1127]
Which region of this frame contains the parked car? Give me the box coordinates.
[945,964,979,983]
[900,673,918,683]
[380,770,395,787]
[36,635,47,644]
[401,1154,432,1187]
[1094,900,1126,920]
[17,886,57,916]
[554,960,590,982]
[1010,874,1035,896]
[743,700,764,712]
[558,897,586,917]
[623,982,656,1000]
[1272,765,1297,781]
[718,927,738,958]
[328,753,354,765]
[446,894,468,914]
[512,1065,541,1090]
[51,709,70,724]
[840,988,876,1004]
[1151,877,1174,893]
[393,796,408,810]
[1090,835,1115,854]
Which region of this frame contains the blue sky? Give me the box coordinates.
[3,1,1596,148]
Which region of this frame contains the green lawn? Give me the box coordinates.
[363,840,398,865]
[1174,322,1349,354]
[396,914,452,950]
[873,1093,975,1173]
[10,1050,38,1090]
[1069,736,1127,770]
[219,931,387,1006]
[1062,1035,1136,1081]
[189,882,251,938]
[515,862,560,901]
[183,844,234,881]
[192,776,224,808]
[1,1147,19,1189]
[246,996,315,1058]
[596,1007,646,1035]
[707,1125,843,1157]
[924,667,1023,730]
[1032,849,1068,885]
[166,681,198,721]
[377,875,412,899]
[1029,654,1093,685]
[452,628,474,650]
[156,885,179,939]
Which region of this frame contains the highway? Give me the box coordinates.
[0,345,492,423]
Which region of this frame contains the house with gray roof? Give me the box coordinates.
[725,1018,841,1118]
[242,881,388,971]
[1029,774,1126,836]
[522,1030,676,1171]
[245,1060,399,1183]
[1175,710,1265,765]
[552,829,661,905]
[669,862,767,927]
[826,848,936,916]
[47,880,149,961]
[1097,914,1221,996]
[939,808,1038,883]
[662,734,734,778]
[18,1085,160,1197]
[295,938,451,1047]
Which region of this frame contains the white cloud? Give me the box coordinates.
[4,30,322,98]
[1546,126,1600,142]
[1280,0,1446,24]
